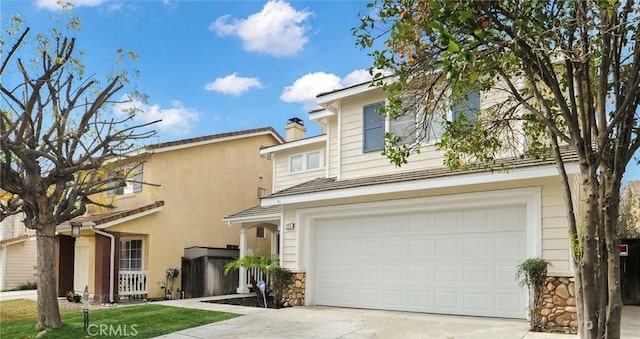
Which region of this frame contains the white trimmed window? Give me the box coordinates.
[363,102,386,152]
[452,91,480,122]
[120,239,142,271]
[289,150,325,173]
[107,164,143,197]
[256,226,266,238]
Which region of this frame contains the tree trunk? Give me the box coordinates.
[35,225,63,330]
[576,173,624,339]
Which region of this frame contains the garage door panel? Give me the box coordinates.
[408,239,434,255]
[383,265,405,282]
[463,237,491,256]
[462,209,494,233]
[408,213,435,234]
[434,211,463,233]
[463,265,489,283]
[314,204,527,318]
[463,292,490,311]
[494,206,526,231]
[434,238,458,255]
[408,265,435,281]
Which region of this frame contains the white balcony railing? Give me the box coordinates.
[119,271,148,296]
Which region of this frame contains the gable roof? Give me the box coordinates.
[148,127,284,153]
[261,149,579,206]
[224,205,281,223]
[59,201,165,229]
[0,234,30,246]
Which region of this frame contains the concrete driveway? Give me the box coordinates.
[154,297,579,339]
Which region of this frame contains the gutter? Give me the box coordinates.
[89,224,115,304]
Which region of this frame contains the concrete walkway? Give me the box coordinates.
[153,297,582,339]
[0,289,37,301]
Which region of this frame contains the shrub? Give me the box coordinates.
[516,257,551,331]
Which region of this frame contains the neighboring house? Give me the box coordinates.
[56,128,283,303]
[0,212,37,290]
[225,81,580,322]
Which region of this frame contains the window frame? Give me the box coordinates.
[362,102,386,153]
[107,164,143,197]
[119,238,143,272]
[289,150,325,173]
[256,226,266,239]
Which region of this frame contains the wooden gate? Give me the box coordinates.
[181,256,238,298]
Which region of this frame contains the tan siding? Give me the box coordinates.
[4,239,37,289]
[338,91,447,180]
[327,116,339,178]
[282,206,297,270]
[273,144,326,192]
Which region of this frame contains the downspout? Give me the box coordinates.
[91,225,115,304]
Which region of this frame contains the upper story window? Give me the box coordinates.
[364,91,481,151]
[452,91,480,122]
[107,164,143,197]
[363,102,386,152]
[289,150,325,173]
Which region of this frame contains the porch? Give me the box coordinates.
[119,270,148,298]
[223,205,282,294]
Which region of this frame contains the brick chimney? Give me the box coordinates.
[285,117,306,142]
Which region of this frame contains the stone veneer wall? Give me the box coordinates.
[282,272,305,307]
[539,276,578,333]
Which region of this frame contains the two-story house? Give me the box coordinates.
[225,81,579,323]
[56,127,283,303]
[0,212,37,290]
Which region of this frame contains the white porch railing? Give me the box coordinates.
[246,267,265,287]
[119,271,148,296]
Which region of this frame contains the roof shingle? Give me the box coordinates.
[266,149,578,199]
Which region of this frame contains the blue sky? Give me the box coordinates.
[2,0,639,181]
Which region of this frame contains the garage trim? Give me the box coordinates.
[295,187,542,307]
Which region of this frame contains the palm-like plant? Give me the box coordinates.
[224,253,290,306]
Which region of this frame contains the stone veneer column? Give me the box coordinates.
[281,272,305,306]
[539,276,578,333]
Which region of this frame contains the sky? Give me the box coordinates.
[1,0,639,181]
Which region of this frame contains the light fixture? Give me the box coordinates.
[71,222,81,238]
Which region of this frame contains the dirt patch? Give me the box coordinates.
[204,295,287,309]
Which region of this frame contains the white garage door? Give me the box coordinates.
[313,205,528,318]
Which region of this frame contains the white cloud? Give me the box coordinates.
[113,95,200,136]
[209,0,312,57]
[204,73,262,96]
[37,0,107,10]
[342,69,375,87]
[280,69,378,110]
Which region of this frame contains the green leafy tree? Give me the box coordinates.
[0,16,156,329]
[355,1,640,338]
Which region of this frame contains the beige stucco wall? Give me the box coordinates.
[86,133,279,298]
[281,175,574,277]
[2,238,37,289]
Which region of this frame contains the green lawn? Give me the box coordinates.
[1,304,239,339]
